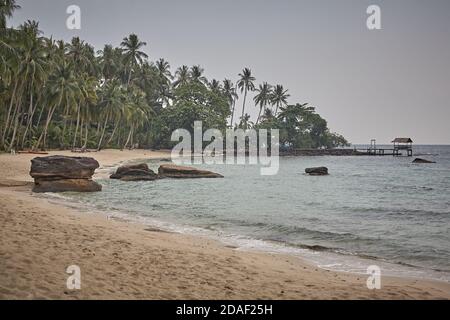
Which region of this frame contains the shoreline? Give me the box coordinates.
[1,149,449,299]
[42,186,450,284]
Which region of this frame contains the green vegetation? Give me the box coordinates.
[0,1,348,152]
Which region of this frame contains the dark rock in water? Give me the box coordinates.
[30,155,101,193]
[412,158,436,164]
[158,164,223,179]
[33,178,102,193]
[305,167,329,175]
[110,163,158,181]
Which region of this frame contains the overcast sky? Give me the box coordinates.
[9,0,450,144]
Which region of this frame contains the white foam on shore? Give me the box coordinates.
[37,191,450,283]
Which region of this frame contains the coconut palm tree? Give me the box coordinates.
[271,84,290,115]
[67,37,95,74]
[0,0,20,29]
[173,65,190,88]
[120,34,148,85]
[72,75,97,149]
[0,1,19,75]
[190,65,207,84]
[97,44,118,84]
[209,79,221,92]
[253,82,272,125]
[155,58,172,84]
[222,79,238,127]
[122,88,149,149]
[97,80,125,149]
[237,67,255,120]
[8,20,47,150]
[238,113,253,130]
[33,62,78,150]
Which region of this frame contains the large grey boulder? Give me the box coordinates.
[110,163,158,181]
[305,166,329,176]
[30,155,101,193]
[412,158,436,164]
[158,164,223,179]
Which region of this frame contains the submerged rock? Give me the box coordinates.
[30,155,101,193]
[412,158,436,164]
[158,164,223,179]
[110,163,158,181]
[305,167,329,176]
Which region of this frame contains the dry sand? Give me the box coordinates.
[0,149,449,299]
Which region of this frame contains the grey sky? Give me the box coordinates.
[9,0,450,144]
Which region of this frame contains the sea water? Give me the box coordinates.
[56,145,450,281]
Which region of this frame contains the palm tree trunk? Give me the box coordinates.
[230,98,236,128]
[5,85,22,142]
[106,118,119,146]
[256,106,263,125]
[34,93,63,150]
[241,88,247,119]
[2,79,18,148]
[35,104,45,129]
[127,66,132,86]
[72,102,81,149]
[79,117,84,145]
[97,111,109,150]
[82,121,88,149]
[8,101,23,151]
[42,106,57,150]
[21,83,37,148]
[60,104,70,148]
[123,125,133,149]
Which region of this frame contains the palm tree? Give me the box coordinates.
[190,65,207,84]
[33,62,78,150]
[97,44,118,83]
[222,79,238,127]
[237,67,255,120]
[0,0,19,74]
[253,82,272,125]
[173,65,190,87]
[209,79,221,92]
[238,113,253,130]
[97,80,125,149]
[8,20,47,150]
[120,34,148,85]
[271,84,290,115]
[155,58,172,84]
[0,0,20,29]
[122,88,149,149]
[67,37,95,74]
[72,75,97,149]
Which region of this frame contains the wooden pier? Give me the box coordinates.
[278,138,414,157]
[355,138,413,156]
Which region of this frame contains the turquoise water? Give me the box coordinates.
[58,145,450,281]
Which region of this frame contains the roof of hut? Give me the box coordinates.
[392,138,413,143]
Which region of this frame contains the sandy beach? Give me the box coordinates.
[0,149,449,299]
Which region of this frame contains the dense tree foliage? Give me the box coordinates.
[0,1,348,152]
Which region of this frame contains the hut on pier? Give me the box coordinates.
[392,138,413,156]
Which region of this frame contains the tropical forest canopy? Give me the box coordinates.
[0,1,349,152]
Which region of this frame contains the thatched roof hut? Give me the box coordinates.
[392,138,413,156]
[392,138,413,143]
